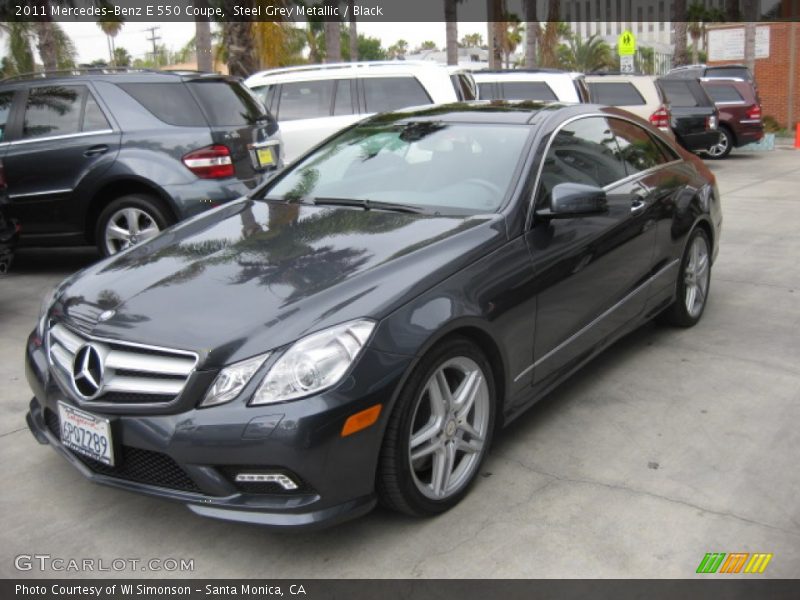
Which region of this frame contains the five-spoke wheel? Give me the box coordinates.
[96,194,172,256]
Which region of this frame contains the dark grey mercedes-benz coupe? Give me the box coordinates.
[25,101,721,528]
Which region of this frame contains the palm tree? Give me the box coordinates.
[97,17,124,66]
[742,0,758,73]
[538,0,561,68]
[558,34,614,72]
[0,22,35,76]
[672,0,689,67]
[500,15,522,68]
[113,47,132,67]
[444,0,458,66]
[348,0,358,62]
[523,0,538,68]
[324,0,341,63]
[194,2,213,72]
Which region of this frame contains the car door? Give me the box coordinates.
[524,115,658,390]
[3,83,120,236]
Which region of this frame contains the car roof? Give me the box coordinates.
[0,68,236,88]
[246,61,460,85]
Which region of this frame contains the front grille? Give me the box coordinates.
[46,322,197,405]
[44,408,202,494]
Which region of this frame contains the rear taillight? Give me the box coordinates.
[649,106,671,131]
[182,145,234,179]
[706,114,718,130]
[746,104,762,120]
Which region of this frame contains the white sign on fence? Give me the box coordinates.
[708,26,770,61]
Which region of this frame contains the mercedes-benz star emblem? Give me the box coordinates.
[72,344,104,398]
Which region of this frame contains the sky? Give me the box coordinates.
[37,21,489,65]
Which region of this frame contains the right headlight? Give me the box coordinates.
[251,319,375,405]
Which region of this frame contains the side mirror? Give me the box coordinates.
[536,183,608,219]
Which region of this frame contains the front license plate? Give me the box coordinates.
[256,147,275,168]
[58,402,114,466]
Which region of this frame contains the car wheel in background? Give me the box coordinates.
[658,227,712,327]
[706,126,733,159]
[377,337,496,516]
[96,194,172,256]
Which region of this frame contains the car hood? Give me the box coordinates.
[54,200,505,367]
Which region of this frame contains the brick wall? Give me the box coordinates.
[707,22,800,130]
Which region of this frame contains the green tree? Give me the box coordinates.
[460,33,483,48]
[558,34,614,72]
[342,33,386,61]
[113,46,132,67]
[97,17,124,66]
[419,40,437,51]
[387,39,408,59]
[500,13,523,68]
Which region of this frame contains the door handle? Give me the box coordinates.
[84,144,109,157]
[631,197,647,214]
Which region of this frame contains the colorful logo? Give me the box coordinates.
[696,552,773,574]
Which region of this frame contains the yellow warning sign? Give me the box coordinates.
[618,30,636,56]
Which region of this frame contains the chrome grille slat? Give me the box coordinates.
[46,320,197,406]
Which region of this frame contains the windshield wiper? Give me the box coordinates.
[307,197,429,214]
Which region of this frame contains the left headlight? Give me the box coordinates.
[251,319,375,405]
[201,353,269,408]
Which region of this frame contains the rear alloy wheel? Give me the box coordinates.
[378,338,495,516]
[97,195,171,256]
[658,227,711,327]
[707,127,732,159]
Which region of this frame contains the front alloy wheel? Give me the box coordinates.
[378,338,495,516]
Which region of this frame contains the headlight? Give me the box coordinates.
[201,353,269,408]
[252,319,375,405]
[36,286,58,337]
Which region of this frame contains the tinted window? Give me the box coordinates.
[278,80,334,121]
[502,81,558,101]
[588,82,646,106]
[704,84,744,103]
[0,91,13,142]
[333,79,354,116]
[119,83,206,126]
[82,93,110,131]
[706,66,751,80]
[477,82,497,100]
[363,77,431,113]
[609,118,669,174]
[251,84,277,112]
[23,85,83,139]
[267,122,530,212]
[540,117,627,197]
[658,80,699,107]
[189,80,267,126]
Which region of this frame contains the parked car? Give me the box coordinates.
[0,160,20,274]
[26,101,720,528]
[584,74,666,123]
[0,68,281,256]
[655,77,722,153]
[471,69,588,103]
[700,77,764,158]
[245,61,476,162]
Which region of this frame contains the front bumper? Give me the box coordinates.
[25,332,412,529]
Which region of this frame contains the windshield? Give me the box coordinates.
[265,120,531,213]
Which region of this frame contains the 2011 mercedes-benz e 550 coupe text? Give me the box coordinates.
[25,102,721,529]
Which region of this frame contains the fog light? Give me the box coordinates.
[234,472,299,490]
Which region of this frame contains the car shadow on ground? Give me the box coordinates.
[10,247,100,275]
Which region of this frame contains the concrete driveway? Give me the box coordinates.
[1,147,798,578]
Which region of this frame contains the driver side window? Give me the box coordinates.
[536,116,628,208]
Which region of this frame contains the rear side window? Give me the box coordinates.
[118,83,206,126]
[278,80,334,121]
[704,84,744,103]
[477,82,497,100]
[0,91,13,142]
[658,80,699,107]
[83,93,111,131]
[23,85,83,139]
[502,81,558,101]
[251,84,277,113]
[609,118,669,174]
[363,77,432,113]
[188,80,267,126]
[588,82,646,106]
[706,66,750,80]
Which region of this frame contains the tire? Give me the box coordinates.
[658,228,712,328]
[96,194,172,257]
[706,126,733,159]
[377,337,496,517]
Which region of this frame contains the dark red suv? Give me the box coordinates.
[700,78,764,159]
